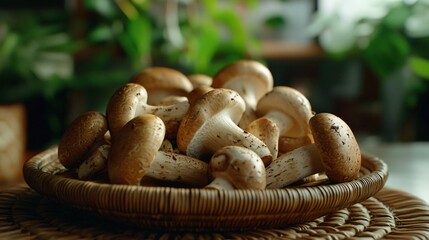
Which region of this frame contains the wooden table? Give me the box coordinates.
[360,141,429,203]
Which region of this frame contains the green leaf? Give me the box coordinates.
[264,15,286,29]
[187,21,220,73]
[84,0,117,19]
[88,25,114,42]
[363,28,410,79]
[214,8,246,50]
[119,15,152,67]
[383,4,410,29]
[409,56,429,79]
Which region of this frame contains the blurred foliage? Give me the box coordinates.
[79,0,260,78]
[309,0,429,106]
[0,0,261,103]
[0,9,75,103]
[0,0,262,148]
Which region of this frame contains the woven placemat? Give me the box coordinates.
[0,186,428,240]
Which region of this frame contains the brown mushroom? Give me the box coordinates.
[266,112,361,188]
[185,85,214,107]
[130,67,193,105]
[310,112,361,183]
[58,111,108,169]
[212,60,274,128]
[187,74,213,88]
[106,83,189,140]
[176,88,272,165]
[245,117,280,159]
[205,146,266,190]
[108,114,209,186]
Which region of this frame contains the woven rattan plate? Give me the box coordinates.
[1,186,429,239]
[23,147,388,232]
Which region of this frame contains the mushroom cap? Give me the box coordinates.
[106,83,147,139]
[130,67,193,105]
[108,114,166,185]
[58,111,108,169]
[187,74,213,88]
[177,88,245,155]
[309,112,361,183]
[212,60,273,109]
[185,85,214,107]
[209,146,266,190]
[256,86,313,138]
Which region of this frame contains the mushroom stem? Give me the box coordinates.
[204,177,235,190]
[146,151,209,187]
[78,144,110,180]
[187,114,272,165]
[266,144,324,189]
[264,111,294,136]
[177,88,272,165]
[138,100,190,138]
[107,83,189,139]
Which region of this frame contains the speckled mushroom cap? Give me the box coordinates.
[309,112,361,183]
[106,83,147,139]
[209,146,266,190]
[108,114,166,185]
[256,86,313,138]
[58,111,108,169]
[130,67,193,105]
[212,60,273,109]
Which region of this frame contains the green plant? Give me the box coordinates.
[80,0,261,77]
[0,9,74,103]
[308,0,429,106]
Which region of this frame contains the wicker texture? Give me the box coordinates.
[23,147,389,232]
[0,186,428,239]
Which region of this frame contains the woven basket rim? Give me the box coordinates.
[23,146,389,231]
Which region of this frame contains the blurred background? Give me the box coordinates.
[1,0,429,155]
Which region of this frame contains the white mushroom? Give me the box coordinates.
[176,88,272,165]
[205,146,266,190]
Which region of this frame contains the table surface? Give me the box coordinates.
[360,141,429,204]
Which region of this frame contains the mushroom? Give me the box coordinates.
[244,117,280,159]
[77,144,110,180]
[187,74,213,88]
[212,60,273,128]
[185,85,214,107]
[106,83,189,140]
[176,88,272,165]
[58,111,108,170]
[108,114,209,186]
[204,146,266,190]
[310,112,361,183]
[266,112,361,188]
[130,67,193,105]
[253,86,314,155]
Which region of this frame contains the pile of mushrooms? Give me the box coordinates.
[57,60,362,190]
